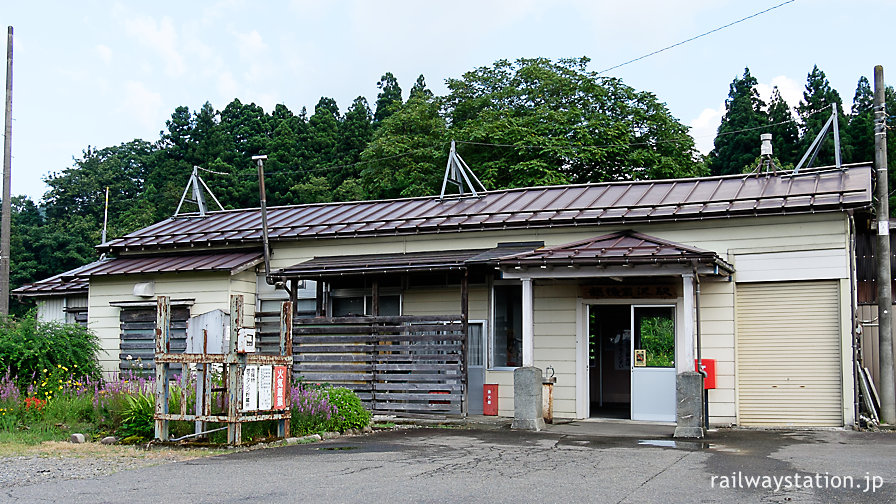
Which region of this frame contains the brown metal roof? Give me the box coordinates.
[12,263,94,297]
[98,165,873,253]
[70,251,264,277]
[497,230,734,272]
[279,243,544,278]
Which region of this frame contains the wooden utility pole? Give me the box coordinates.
[875,65,895,424]
[1,27,14,317]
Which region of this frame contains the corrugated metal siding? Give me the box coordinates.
[37,298,66,323]
[736,281,842,427]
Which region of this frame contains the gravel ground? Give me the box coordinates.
[0,442,225,489]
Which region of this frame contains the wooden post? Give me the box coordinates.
[0,27,14,316]
[279,300,293,438]
[154,296,170,441]
[372,279,379,316]
[874,65,895,424]
[227,295,243,445]
[315,280,324,316]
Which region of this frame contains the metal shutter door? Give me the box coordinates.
[736,281,842,426]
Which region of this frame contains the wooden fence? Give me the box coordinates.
[257,313,466,415]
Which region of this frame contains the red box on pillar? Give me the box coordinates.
[483,384,498,416]
[695,359,716,389]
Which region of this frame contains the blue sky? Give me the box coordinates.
[3,0,893,201]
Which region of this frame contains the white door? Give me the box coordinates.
[630,305,677,422]
[467,322,486,415]
[736,281,842,426]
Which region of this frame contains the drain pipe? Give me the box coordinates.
[694,268,708,429]
[848,210,860,426]
[253,155,277,287]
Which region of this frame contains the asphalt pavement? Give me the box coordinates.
[4,423,895,504]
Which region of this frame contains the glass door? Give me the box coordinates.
[630,305,676,422]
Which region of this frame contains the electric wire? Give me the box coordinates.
[596,0,796,75]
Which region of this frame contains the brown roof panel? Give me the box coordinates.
[98,165,873,253]
[497,230,734,272]
[72,251,263,277]
[12,261,98,297]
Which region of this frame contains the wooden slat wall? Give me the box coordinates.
[257,314,465,415]
[736,281,842,427]
[119,307,190,372]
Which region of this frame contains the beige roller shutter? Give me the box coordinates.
[736,281,842,427]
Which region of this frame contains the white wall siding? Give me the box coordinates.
[734,249,848,283]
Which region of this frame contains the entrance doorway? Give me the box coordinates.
[588,304,676,421]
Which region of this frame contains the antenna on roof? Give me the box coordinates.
[440,140,486,200]
[174,166,225,217]
[793,104,842,174]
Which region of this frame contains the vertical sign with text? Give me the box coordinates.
[273,366,288,410]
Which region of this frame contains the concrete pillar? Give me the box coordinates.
[677,273,695,374]
[674,371,704,438]
[674,273,703,438]
[521,277,534,367]
[512,366,544,431]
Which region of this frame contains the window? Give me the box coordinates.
[633,306,675,368]
[331,293,400,316]
[491,284,522,368]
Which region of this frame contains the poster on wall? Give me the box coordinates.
[258,365,273,410]
[273,366,288,410]
[242,365,258,411]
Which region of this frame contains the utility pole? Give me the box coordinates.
[875,65,895,424]
[1,27,14,317]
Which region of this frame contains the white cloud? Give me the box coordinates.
[688,103,726,155]
[235,29,267,60]
[123,15,184,77]
[95,44,112,65]
[121,81,163,130]
[217,71,239,101]
[756,75,803,110]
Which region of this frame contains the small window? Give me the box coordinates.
[492,284,522,368]
[634,307,675,368]
[331,294,400,316]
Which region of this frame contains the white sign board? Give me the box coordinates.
[242,365,258,412]
[258,365,273,411]
[185,310,229,354]
[237,328,256,353]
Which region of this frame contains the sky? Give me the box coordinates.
[2,0,894,201]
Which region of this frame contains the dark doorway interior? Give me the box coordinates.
[589,305,631,418]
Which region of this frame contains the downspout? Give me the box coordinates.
[694,267,708,428]
[848,210,860,426]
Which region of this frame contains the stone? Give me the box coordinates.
[511,367,545,431]
[673,371,705,439]
[362,426,372,434]
[69,433,86,444]
[100,436,117,445]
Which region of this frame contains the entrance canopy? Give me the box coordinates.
[497,230,734,279]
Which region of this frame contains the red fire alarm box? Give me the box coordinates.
[483,384,498,416]
[695,359,716,389]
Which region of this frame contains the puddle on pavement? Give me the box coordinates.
[317,446,359,451]
[638,439,711,450]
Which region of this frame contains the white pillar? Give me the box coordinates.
[521,277,534,367]
[677,273,695,374]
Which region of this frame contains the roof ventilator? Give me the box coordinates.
[793,103,843,174]
[440,140,486,200]
[174,166,225,217]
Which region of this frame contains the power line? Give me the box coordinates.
[597,1,796,75]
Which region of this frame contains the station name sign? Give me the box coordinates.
[580,284,678,299]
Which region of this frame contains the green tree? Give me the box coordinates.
[845,76,874,165]
[360,92,449,199]
[765,86,799,167]
[335,96,374,185]
[444,57,702,188]
[409,74,433,100]
[708,68,768,175]
[373,72,403,127]
[796,65,847,167]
